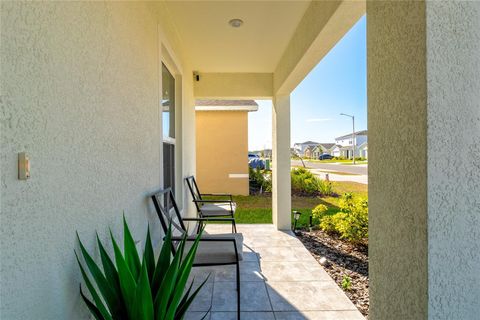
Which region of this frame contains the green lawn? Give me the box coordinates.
[314,170,360,176]
[216,181,368,227]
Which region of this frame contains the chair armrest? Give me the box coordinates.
[201,193,233,201]
[183,217,235,222]
[193,199,233,204]
[171,235,237,242]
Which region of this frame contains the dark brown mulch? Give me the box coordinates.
[297,229,369,318]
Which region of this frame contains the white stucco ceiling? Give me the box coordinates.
[164,0,311,72]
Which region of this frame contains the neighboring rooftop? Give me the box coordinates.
[335,130,368,140]
[195,99,258,111]
[317,143,337,150]
[295,141,320,145]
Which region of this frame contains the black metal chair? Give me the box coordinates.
[185,176,237,233]
[150,188,242,319]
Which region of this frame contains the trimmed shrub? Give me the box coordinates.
[291,168,334,196]
[312,204,328,223]
[318,193,368,243]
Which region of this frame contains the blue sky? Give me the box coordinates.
[249,15,366,151]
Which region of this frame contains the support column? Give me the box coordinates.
[368,2,428,319]
[272,95,291,230]
[368,1,480,319]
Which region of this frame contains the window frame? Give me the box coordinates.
[159,40,183,205]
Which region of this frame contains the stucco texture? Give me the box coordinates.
[196,111,249,196]
[426,2,480,319]
[367,1,428,319]
[0,2,193,319]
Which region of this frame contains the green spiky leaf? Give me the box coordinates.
[144,226,155,283]
[96,233,126,317]
[80,285,105,320]
[175,275,210,320]
[132,259,154,320]
[77,233,119,315]
[75,251,111,320]
[152,225,173,293]
[165,229,203,319]
[123,215,141,280]
[111,230,137,319]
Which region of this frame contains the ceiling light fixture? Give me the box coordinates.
[228,18,244,28]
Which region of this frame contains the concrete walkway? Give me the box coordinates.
[186,224,364,320]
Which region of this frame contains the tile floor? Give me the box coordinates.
[185,224,364,320]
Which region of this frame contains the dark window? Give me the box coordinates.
[162,63,175,192]
[163,143,175,194]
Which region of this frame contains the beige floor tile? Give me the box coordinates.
[244,237,303,248]
[202,224,364,318]
[214,261,264,282]
[187,281,214,312]
[212,282,272,312]
[184,311,211,320]
[266,281,357,311]
[254,246,316,262]
[261,261,331,282]
[210,311,275,320]
[274,311,364,320]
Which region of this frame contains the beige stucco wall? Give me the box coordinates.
[426,2,480,319]
[0,2,196,319]
[368,1,428,319]
[196,111,249,196]
[369,1,480,319]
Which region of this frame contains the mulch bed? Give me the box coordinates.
[296,229,369,318]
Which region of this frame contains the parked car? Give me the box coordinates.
[248,153,260,160]
[249,157,265,169]
[318,153,333,160]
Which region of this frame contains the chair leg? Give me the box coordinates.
[236,261,240,320]
[196,220,202,234]
[232,214,237,233]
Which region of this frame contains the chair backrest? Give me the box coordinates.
[151,188,187,237]
[185,176,202,211]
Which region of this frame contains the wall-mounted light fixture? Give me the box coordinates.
[18,152,30,180]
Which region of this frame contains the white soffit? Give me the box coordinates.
[164,0,311,72]
[195,99,259,111]
[195,105,258,112]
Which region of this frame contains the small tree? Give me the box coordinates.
[291,151,306,168]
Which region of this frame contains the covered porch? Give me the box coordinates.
[1,1,479,320]
[185,224,363,320]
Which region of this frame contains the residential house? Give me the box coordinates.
[1,2,478,319]
[357,141,368,159]
[196,100,258,196]
[312,143,340,159]
[303,145,316,159]
[293,141,319,157]
[335,130,368,159]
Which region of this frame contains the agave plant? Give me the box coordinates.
[75,216,208,320]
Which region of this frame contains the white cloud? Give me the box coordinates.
[306,118,333,123]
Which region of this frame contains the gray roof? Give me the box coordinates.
[335,130,368,140]
[317,143,336,150]
[195,99,258,107]
[295,141,319,146]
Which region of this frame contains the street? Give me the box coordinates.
[291,160,368,184]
